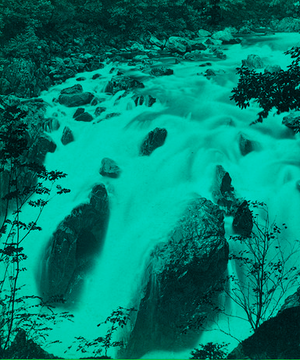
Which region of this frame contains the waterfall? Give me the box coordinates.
[14,32,300,358]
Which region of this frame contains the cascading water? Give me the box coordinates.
[15,32,300,358]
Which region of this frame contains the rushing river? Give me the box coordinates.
[17,32,300,358]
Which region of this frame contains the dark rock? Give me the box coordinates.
[273,17,300,32]
[282,113,300,133]
[60,84,83,95]
[95,107,106,117]
[150,67,174,76]
[28,135,56,164]
[76,77,86,81]
[74,112,93,122]
[104,112,121,119]
[43,118,60,133]
[73,108,85,118]
[61,126,74,145]
[205,69,216,77]
[222,38,242,45]
[228,306,300,359]
[190,40,207,51]
[242,54,264,69]
[140,128,167,156]
[58,92,94,107]
[239,132,256,155]
[133,95,156,107]
[2,329,58,359]
[92,73,102,80]
[105,76,145,95]
[40,184,109,302]
[212,165,235,211]
[91,97,98,106]
[165,36,191,54]
[199,62,212,67]
[99,158,121,178]
[124,197,228,358]
[264,65,281,74]
[232,200,253,237]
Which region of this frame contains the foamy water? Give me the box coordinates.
[14,32,300,358]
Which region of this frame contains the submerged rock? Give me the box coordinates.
[239,132,257,155]
[105,76,145,95]
[124,197,228,358]
[150,67,174,76]
[40,184,109,303]
[140,128,167,156]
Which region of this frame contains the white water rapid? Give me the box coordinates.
[17,32,300,358]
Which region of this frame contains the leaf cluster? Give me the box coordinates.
[230,47,300,125]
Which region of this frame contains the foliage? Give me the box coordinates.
[72,306,137,358]
[0,103,71,352]
[190,342,228,359]
[224,201,300,333]
[3,26,50,61]
[230,47,300,125]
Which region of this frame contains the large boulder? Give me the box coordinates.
[105,76,145,95]
[228,306,300,359]
[60,84,83,95]
[149,67,174,76]
[124,197,228,358]
[58,92,94,107]
[61,126,74,145]
[212,28,234,42]
[165,36,191,54]
[40,184,109,303]
[140,128,167,156]
[242,54,264,69]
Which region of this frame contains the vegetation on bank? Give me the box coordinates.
[0,0,299,64]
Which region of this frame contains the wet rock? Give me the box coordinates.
[3,329,58,359]
[189,41,207,51]
[92,73,101,80]
[264,65,281,74]
[149,67,174,76]
[76,76,86,81]
[232,200,253,237]
[61,126,74,145]
[239,132,256,155]
[133,95,156,107]
[41,184,109,302]
[94,107,106,117]
[125,197,228,358]
[242,54,264,69]
[165,36,191,54]
[198,29,211,37]
[99,158,121,178]
[73,107,85,118]
[60,84,83,95]
[58,92,94,107]
[74,111,93,122]
[211,165,235,211]
[282,113,300,133]
[228,306,300,359]
[28,135,56,164]
[43,118,60,133]
[148,34,165,49]
[104,112,121,119]
[212,28,234,42]
[140,127,167,156]
[105,76,145,95]
[205,69,216,77]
